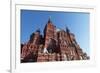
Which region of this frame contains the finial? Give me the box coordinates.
[36,28,40,33]
[48,16,52,23]
[66,26,70,33]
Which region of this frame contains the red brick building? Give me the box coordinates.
[21,18,89,63]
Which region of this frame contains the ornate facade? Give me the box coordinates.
[21,18,89,63]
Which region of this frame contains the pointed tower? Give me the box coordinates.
[29,28,41,45]
[43,17,57,53]
[48,16,52,23]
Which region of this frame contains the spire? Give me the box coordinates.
[48,16,52,23]
[36,28,40,33]
[66,26,70,33]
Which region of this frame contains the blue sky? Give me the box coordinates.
[21,9,90,56]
